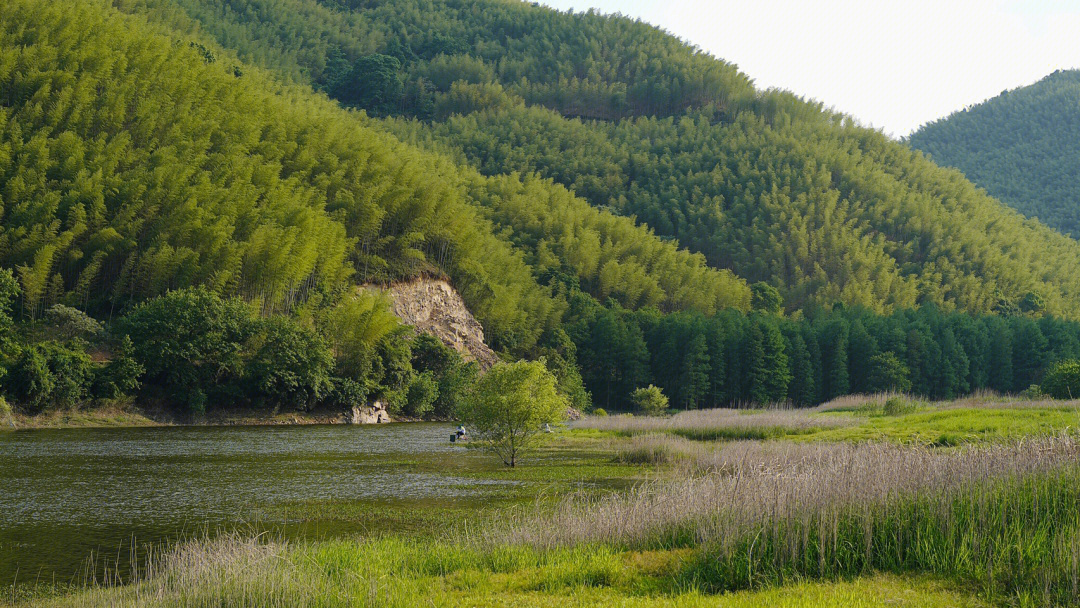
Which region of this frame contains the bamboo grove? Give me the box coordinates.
[6,0,1080,415]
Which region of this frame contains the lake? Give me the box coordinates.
[0,423,517,588]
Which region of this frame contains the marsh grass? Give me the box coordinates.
[29,436,1079,607]
[497,436,1080,604]
[579,408,852,440]
[614,434,710,467]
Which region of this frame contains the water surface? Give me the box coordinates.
[0,423,509,587]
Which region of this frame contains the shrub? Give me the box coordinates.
[119,287,255,406]
[1042,359,1080,399]
[592,408,608,417]
[631,385,669,417]
[327,377,368,409]
[92,336,144,400]
[883,397,919,416]
[0,397,12,426]
[404,371,439,418]
[246,317,334,410]
[1020,384,1045,399]
[44,304,103,341]
[5,342,93,412]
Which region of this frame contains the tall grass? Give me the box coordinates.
[579,408,851,440]
[29,432,1080,606]
[498,436,1080,604]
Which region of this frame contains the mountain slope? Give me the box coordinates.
[0,0,749,356]
[112,0,1080,319]
[909,70,1080,237]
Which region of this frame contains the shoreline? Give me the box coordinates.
[2,404,434,430]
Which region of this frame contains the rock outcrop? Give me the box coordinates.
[349,401,390,424]
[362,278,499,370]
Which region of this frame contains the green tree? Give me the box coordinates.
[746,316,791,404]
[246,317,335,410]
[118,287,256,409]
[631,384,669,416]
[750,282,783,315]
[456,360,566,467]
[1042,359,1080,400]
[866,351,912,393]
[404,371,439,417]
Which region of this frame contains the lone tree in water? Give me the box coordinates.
[457,360,566,467]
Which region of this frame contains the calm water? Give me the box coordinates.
[0,423,511,587]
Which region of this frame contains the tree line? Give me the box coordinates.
[566,283,1080,411]
[0,268,480,418]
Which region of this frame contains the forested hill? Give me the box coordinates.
[112,0,1080,319]
[909,70,1080,237]
[0,0,749,355]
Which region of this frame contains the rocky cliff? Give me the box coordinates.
[362,278,499,370]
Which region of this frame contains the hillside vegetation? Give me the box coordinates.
[909,70,1080,237]
[0,0,749,358]
[112,0,1080,318]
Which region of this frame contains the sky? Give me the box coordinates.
[538,0,1080,137]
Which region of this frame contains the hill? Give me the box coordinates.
[0,0,749,357]
[909,70,1080,237]
[114,0,1080,319]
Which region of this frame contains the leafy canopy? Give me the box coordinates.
[456,360,566,467]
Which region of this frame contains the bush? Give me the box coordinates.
[119,287,255,406]
[92,336,144,400]
[631,385,669,417]
[404,371,438,418]
[0,397,12,426]
[1020,384,1045,399]
[45,304,103,341]
[883,397,919,416]
[1042,359,1080,399]
[592,408,608,417]
[5,342,94,412]
[246,317,334,410]
[327,377,368,409]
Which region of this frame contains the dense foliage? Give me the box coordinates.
[1,0,746,367]
[0,285,480,417]
[113,0,1080,318]
[457,359,566,467]
[567,290,1080,411]
[7,0,1080,417]
[909,70,1080,236]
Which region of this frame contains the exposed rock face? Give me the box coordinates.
[349,401,390,424]
[363,278,499,370]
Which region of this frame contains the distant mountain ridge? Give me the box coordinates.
[909,69,1080,237]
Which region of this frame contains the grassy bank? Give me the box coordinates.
[11,396,1080,606]
[26,535,990,607]
[4,404,361,430]
[577,394,1080,445]
[18,425,1080,606]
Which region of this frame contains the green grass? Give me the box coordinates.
[27,536,990,607]
[18,401,1080,607]
[809,407,1080,444]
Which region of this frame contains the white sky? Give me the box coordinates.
[539,0,1080,137]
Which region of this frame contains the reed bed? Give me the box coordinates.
[33,436,1080,606]
[818,390,1080,413]
[578,408,852,440]
[613,433,711,466]
[495,435,1080,603]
